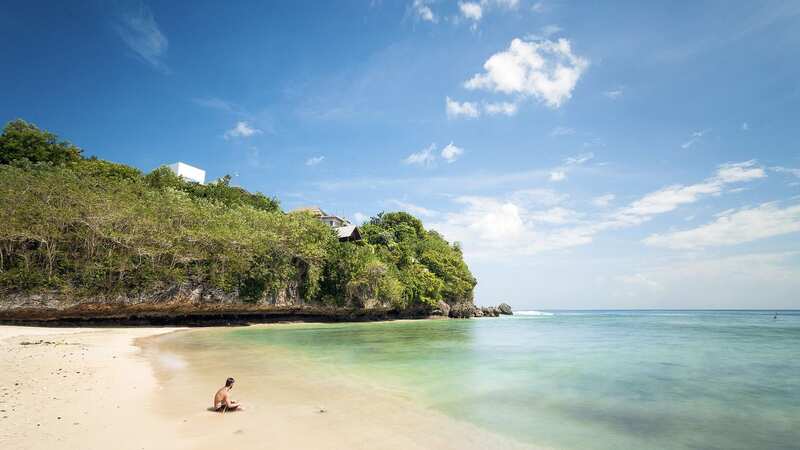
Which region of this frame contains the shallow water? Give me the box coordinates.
[165,311,800,450]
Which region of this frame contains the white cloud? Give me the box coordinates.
[531,2,546,13]
[457,0,518,27]
[592,194,615,207]
[305,156,325,166]
[715,160,765,183]
[616,160,765,220]
[742,122,750,131]
[607,252,800,307]
[493,0,520,9]
[541,24,562,36]
[529,206,582,224]
[621,182,721,217]
[432,197,526,243]
[541,152,593,183]
[464,38,589,108]
[388,200,438,217]
[550,126,575,137]
[643,202,800,250]
[412,0,437,22]
[428,194,594,260]
[459,2,483,21]
[549,152,594,181]
[564,152,594,165]
[224,121,262,140]
[404,143,437,167]
[681,128,711,149]
[771,166,800,178]
[509,189,568,207]
[446,97,480,119]
[441,142,464,163]
[408,161,768,262]
[523,29,549,41]
[353,212,369,224]
[603,88,623,99]
[484,101,518,116]
[113,2,168,72]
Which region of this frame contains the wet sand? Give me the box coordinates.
[2,325,539,450]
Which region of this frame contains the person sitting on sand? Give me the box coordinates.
[213,377,242,412]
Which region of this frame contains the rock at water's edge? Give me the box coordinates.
[432,300,451,317]
[498,303,513,315]
[481,306,499,317]
[448,303,476,319]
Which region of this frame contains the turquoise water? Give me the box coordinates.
[196,311,799,449]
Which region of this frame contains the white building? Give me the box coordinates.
[167,162,206,184]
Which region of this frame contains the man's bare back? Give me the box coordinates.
[213,377,241,412]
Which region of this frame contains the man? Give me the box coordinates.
[213,377,242,412]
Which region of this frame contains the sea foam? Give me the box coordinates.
[515,310,554,316]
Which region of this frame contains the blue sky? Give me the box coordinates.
[3,0,800,309]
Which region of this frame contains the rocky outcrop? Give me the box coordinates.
[0,283,490,325]
[0,282,499,324]
[445,302,513,319]
[432,300,451,318]
[481,306,500,317]
[448,302,477,319]
[0,283,435,325]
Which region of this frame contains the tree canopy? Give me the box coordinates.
[0,120,475,311]
[0,119,83,165]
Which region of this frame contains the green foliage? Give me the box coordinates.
[0,163,331,299]
[71,158,143,183]
[360,212,477,306]
[144,166,281,212]
[0,119,83,165]
[0,120,475,311]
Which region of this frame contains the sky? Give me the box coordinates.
[2,0,800,309]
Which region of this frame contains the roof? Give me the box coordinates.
[321,215,350,225]
[335,225,360,240]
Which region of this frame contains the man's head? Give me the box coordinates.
[225,377,235,389]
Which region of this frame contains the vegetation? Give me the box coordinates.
[0,119,475,311]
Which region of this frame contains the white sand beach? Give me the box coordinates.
[1,326,538,450]
[0,326,183,450]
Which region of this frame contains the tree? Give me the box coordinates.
[0,119,83,165]
[0,120,475,313]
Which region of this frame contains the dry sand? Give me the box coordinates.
[1,326,539,450]
[0,326,184,450]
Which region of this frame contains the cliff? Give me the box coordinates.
[0,285,432,325]
[0,119,480,324]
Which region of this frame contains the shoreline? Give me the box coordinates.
[0,325,185,450]
[2,324,539,450]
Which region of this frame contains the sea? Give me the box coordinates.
[157,310,800,450]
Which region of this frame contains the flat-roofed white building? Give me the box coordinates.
[167,162,206,184]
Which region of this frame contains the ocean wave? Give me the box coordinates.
[515,310,554,316]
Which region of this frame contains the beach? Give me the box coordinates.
[0,326,183,449]
[4,312,798,450]
[1,325,537,450]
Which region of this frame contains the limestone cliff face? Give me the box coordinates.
[0,283,477,324]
